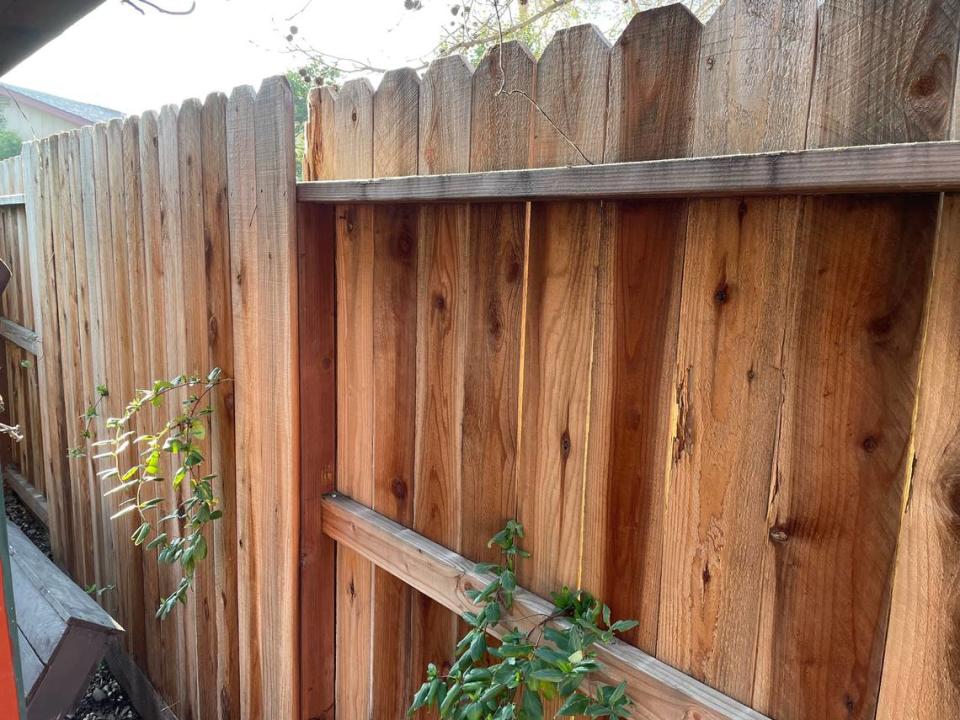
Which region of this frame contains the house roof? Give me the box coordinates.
[0,83,123,125]
[0,0,106,76]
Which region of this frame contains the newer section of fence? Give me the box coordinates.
[0,80,298,720]
[0,1,959,719]
[299,1,960,720]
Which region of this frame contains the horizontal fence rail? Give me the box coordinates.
[0,194,24,207]
[297,141,960,203]
[322,493,770,720]
[0,318,40,356]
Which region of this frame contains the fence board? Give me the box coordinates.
[177,98,207,720]
[51,134,94,586]
[370,67,420,718]
[157,104,192,712]
[296,198,336,720]
[201,91,241,720]
[877,193,960,718]
[300,86,337,720]
[752,3,960,718]
[463,40,531,560]
[75,126,104,592]
[119,114,156,675]
[226,76,300,720]
[331,76,376,720]
[136,109,181,701]
[106,117,148,668]
[410,54,474,705]
[878,16,960,713]
[519,24,609,606]
[581,6,702,655]
[21,141,71,569]
[656,0,816,703]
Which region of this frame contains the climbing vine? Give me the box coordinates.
[74,369,227,618]
[409,521,637,719]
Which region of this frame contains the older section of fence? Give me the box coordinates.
[300,1,960,719]
[0,157,44,504]
[0,79,298,720]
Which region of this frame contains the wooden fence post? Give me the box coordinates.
[297,199,336,720]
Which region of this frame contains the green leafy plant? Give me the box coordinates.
[76,369,227,618]
[409,521,638,719]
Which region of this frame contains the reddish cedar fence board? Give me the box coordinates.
[303,2,960,719]
[0,77,298,720]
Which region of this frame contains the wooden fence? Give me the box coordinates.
[0,1,959,719]
[0,156,44,506]
[0,79,298,720]
[297,1,960,720]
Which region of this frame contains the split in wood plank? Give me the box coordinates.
[321,492,771,720]
[297,141,960,203]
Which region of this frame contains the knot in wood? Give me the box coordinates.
[768,527,789,544]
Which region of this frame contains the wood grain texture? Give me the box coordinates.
[25,136,70,571]
[49,133,91,587]
[657,0,816,703]
[807,0,960,149]
[411,53,473,703]
[305,86,337,182]
[877,195,960,718]
[176,99,206,720]
[301,83,338,720]
[410,204,469,695]
[330,74,377,720]
[157,105,191,711]
[237,76,299,720]
[581,4,702,654]
[120,113,159,678]
[322,494,772,720]
[370,67,420,718]
[753,2,960,718]
[692,0,818,156]
[201,91,240,720]
[74,127,104,603]
[419,55,473,175]
[520,23,609,605]
[136,109,182,700]
[470,41,535,172]
[334,79,375,180]
[0,317,39,355]
[878,18,960,712]
[100,119,148,656]
[297,200,337,720]
[297,140,960,203]
[461,40,532,572]
[531,24,611,168]
[373,68,420,178]
[604,6,702,162]
[518,202,601,595]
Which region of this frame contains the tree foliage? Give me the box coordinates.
[409,521,638,719]
[0,113,22,161]
[282,0,722,77]
[285,59,340,178]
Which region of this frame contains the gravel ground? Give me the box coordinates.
[4,487,141,720]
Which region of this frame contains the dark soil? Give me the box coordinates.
[4,487,141,720]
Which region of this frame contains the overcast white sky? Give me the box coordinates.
[1,0,456,114]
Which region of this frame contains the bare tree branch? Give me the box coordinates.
[121,0,196,16]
